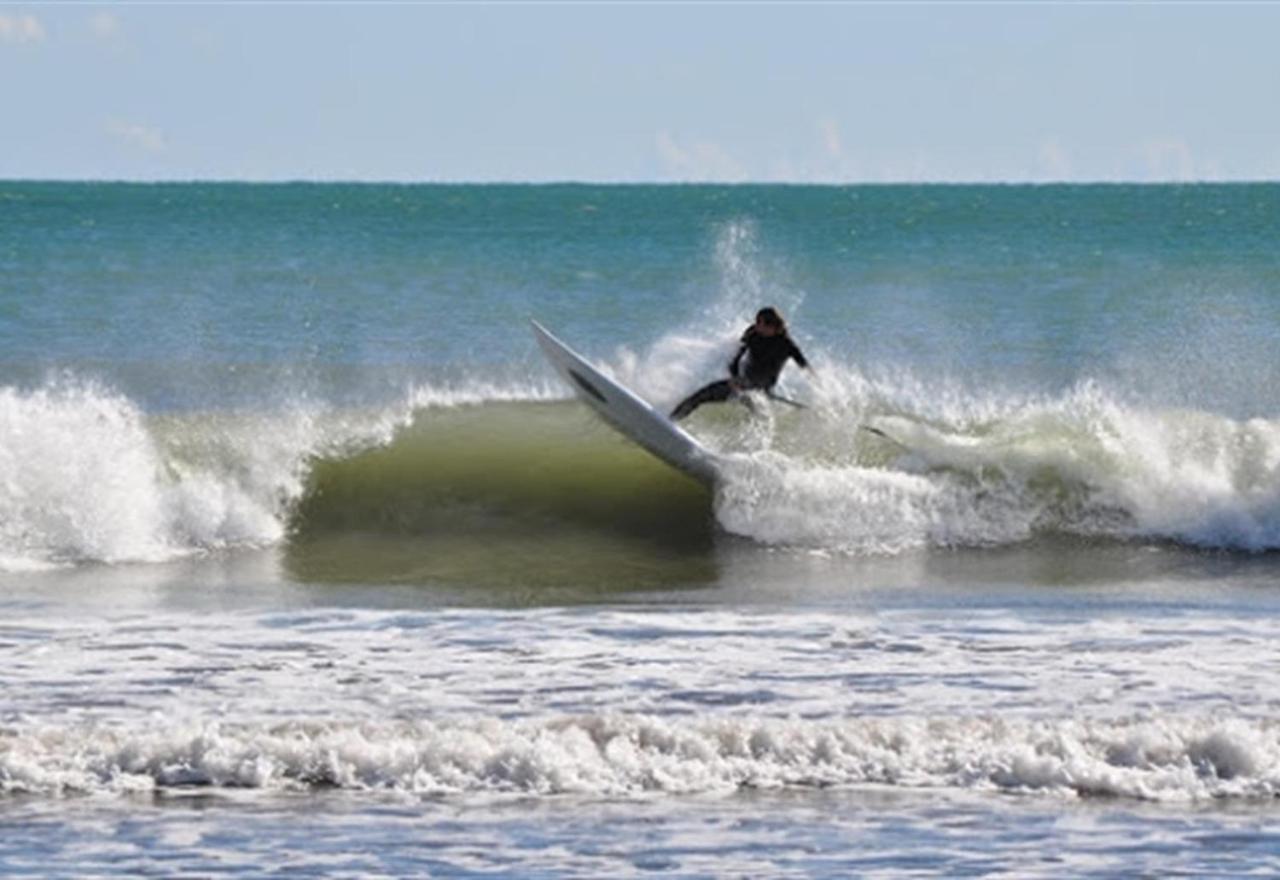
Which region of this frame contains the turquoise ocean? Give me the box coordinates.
[4,182,1280,876]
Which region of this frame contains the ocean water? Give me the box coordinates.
[3,181,1280,876]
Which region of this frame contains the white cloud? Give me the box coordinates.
[655,131,748,183]
[106,119,168,154]
[0,13,45,44]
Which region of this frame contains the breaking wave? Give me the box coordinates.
[5,713,1279,803]
[5,361,1280,575]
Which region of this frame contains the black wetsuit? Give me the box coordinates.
[671,326,809,420]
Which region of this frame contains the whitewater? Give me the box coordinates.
[4,182,1280,876]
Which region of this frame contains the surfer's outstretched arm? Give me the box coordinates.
[789,338,810,370]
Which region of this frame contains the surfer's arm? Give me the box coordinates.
[789,340,810,370]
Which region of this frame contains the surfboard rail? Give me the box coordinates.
[530,320,720,486]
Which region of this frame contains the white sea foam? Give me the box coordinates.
[1,603,1276,804]
[5,714,1279,802]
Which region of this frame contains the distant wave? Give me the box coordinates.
[6,713,1278,802]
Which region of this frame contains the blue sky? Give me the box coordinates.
[3,3,1278,183]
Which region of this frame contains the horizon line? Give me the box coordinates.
[3,176,1279,187]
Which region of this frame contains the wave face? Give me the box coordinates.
[292,400,708,540]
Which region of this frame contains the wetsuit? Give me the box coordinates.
[671,326,809,421]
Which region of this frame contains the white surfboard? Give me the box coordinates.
[531,320,720,485]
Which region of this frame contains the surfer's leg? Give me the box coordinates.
[670,380,734,420]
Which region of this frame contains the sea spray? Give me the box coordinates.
[0,380,175,568]
[612,219,807,407]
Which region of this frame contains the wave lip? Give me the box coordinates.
[0,378,416,571]
[5,714,1278,802]
[0,381,179,568]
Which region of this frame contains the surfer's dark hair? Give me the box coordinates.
[756,307,786,332]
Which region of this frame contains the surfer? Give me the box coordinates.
[670,307,810,421]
